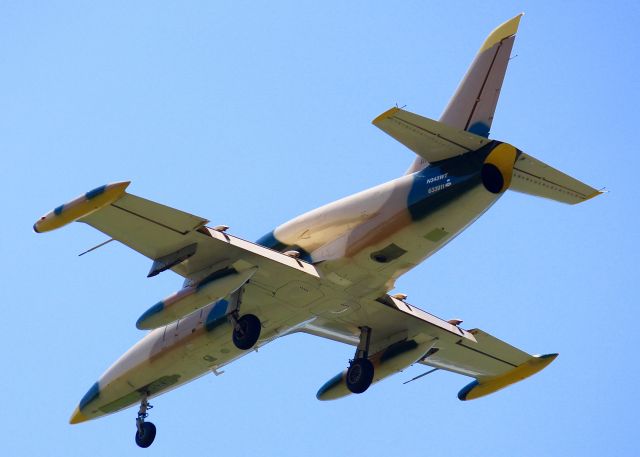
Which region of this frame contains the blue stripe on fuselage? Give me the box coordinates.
[407,145,494,221]
[255,230,313,263]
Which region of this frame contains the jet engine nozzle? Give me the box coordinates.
[481,143,517,194]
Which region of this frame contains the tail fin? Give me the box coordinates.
[406,14,523,174]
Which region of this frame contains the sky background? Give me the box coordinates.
[2,1,638,456]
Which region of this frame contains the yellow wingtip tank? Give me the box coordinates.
[458,353,558,401]
[479,13,524,53]
[33,181,130,233]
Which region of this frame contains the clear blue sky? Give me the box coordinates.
[2,1,638,456]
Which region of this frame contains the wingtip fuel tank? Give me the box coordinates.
[457,353,558,401]
[33,181,130,233]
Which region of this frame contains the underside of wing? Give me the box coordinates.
[304,295,556,401]
[420,327,557,401]
[511,152,602,204]
[80,192,209,264]
[34,183,320,285]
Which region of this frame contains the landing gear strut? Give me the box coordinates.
[346,326,374,394]
[230,312,261,350]
[134,395,156,448]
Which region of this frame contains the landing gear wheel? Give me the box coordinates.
[135,395,155,448]
[346,358,374,394]
[232,314,261,350]
[135,421,156,448]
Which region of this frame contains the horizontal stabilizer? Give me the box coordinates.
[372,108,489,163]
[512,153,601,204]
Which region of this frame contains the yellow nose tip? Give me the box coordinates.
[69,406,89,424]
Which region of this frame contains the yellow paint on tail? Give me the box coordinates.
[372,107,401,126]
[479,13,523,53]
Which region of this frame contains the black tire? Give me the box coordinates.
[135,421,157,448]
[346,358,374,394]
[232,314,261,350]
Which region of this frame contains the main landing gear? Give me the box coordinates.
[229,312,261,350]
[346,326,374,394]
[135,395,156,448]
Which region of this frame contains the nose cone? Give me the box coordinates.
[69,406,89,424]
[70,381,100,424]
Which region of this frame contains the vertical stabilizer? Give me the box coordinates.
[406,14,523,174]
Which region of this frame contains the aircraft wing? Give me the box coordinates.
[304,295,556,401]
[34,181,320,282]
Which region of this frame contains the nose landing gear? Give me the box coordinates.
[134,396,156,448]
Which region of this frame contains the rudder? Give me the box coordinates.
[407,14,523,174]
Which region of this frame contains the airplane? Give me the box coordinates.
[34,14,601,448]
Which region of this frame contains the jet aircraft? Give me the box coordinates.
[34,14,600,448]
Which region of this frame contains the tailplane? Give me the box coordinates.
[511,152,601,205]
[370,108,601,204]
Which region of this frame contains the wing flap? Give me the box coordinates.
[82,201,320,281]
[80,193,208,261]
[372,108,489,163]
[300,295,478,351]
[107,193,208,234]
[421,328,531,379]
